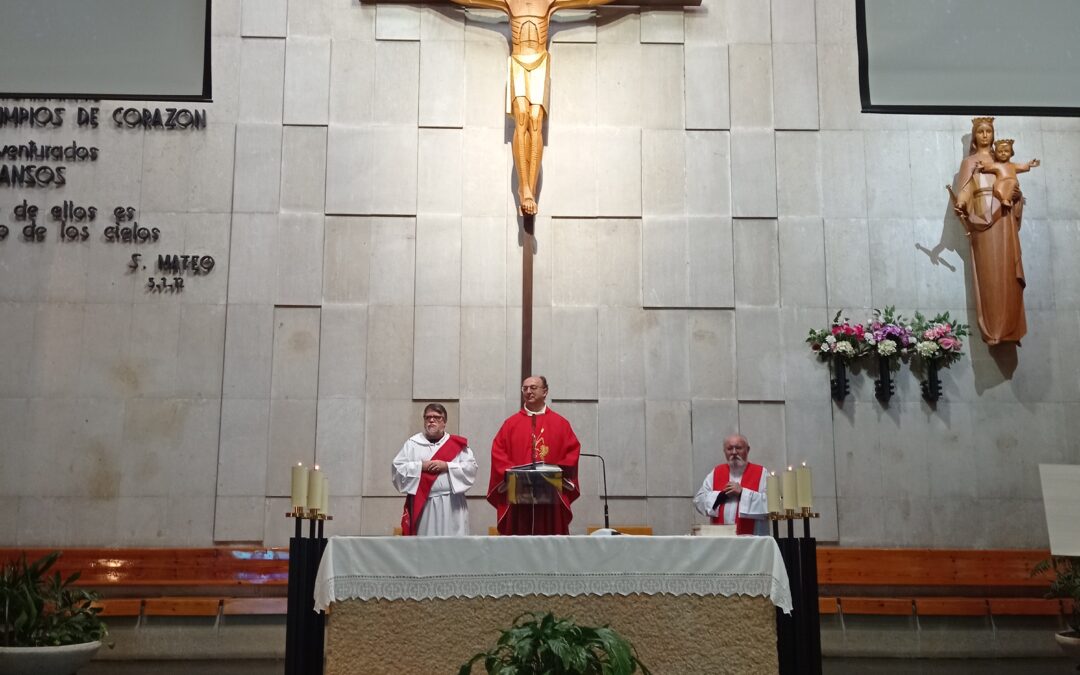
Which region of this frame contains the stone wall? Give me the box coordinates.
[1,0,1077,547]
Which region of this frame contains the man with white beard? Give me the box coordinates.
[693,434,770,535]
[392,403,478,536]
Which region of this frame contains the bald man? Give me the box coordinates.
[693,434,770,535]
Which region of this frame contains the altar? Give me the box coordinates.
[314,535,791,674]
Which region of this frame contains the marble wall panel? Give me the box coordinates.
[328,39,375,126]
[823,218,872,311]
[233,123,283,213]
[687,217,735,309]
[28,304,83,398]
[415,215,463,305]
[780,306,829,403]
[640,9,684,44]
[413,305,461,399]
[730,130,777,218]
[322,216,372,303]
[374,41,421,125]
[175,304,228,399]
[908,130,961,219]
[464,41,508,128]
[267,398,318,495]
[687,310,736,400]
[685,131,731,218]
[214,0,242,36]
[325,126,418,216]
[724,0,771,43]
[318,304,368,399]
[271,306,321,400]
[280,125,328,213]
[1042,132,1080,219]
[684,44,730,131]
[729,44,773,129]
[596,128,642,218]
[359,496,403,535]
[644,309,690,399]
[647,497,695,535]
[868,218,918,310]
[419,40,466,128]
[640,44,685,130]
[815,42,861,131]
[283,37,331,125]
[276,213,324,305]
[552,218,598,307]
[242,0,287,37]
[461,216,508,306]
[368,217,417,305]
[0,305,33,397]
[417,128,463,216]
[1050,221,1080,310]
[288,0,332,36]
[506,216,553,309]
[420,5,464,40]
[362,399,419,497]
[737,402,787,473]
[777,217,826,307]
[689,399,740,488]
[735,307,784,401]
[775,131,822,217]
[549,307,599,400]
[642,130,686,217]
[141,123,237,213]
[75,304,131,399]
[128,304,182,397]
[598,307,647,399]
[771,0,815,43]
[0,399,26,495]
[461,306,507,398]
[771,43,818,131]
[542,127,598,217]
[238,39,286,123]
[819,132,867,218]
[596,399,646,496]
[214,496,266,541]
[596,7,639,43]
[376,5,420,40]
[222,303,274,398]
[597,219,643,307]
[217,398,272,496]
[645,400,692,496]
[549,44,597,127]
[912,218,968,310]
[596,43,642,127]
[366,306,415,399]
[462,127,510,217]
[459,398,507,491]
[733,219,780,307]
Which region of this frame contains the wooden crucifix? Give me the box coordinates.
[363,0,700,386]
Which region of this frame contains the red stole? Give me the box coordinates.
[400,434,467,536]
[487,409,580,535]
[711,462,764,535]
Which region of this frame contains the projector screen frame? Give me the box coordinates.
[855,0,1080,117]
[0,0,213,103]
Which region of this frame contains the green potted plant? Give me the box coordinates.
[0,551,109,675]
[458,611,651,675]
[1033,555,1080,663]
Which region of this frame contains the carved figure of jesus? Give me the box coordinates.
[974,139,1040,208]
[449,0,615,215]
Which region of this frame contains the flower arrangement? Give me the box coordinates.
[806,311,869,362]
[866,306,913,365]
[910,312,969,367]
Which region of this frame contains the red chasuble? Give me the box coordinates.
[710,462,764,535]
[487,409,580,535]
[400,434,468,536]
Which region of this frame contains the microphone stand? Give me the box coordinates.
[579,453,611,531]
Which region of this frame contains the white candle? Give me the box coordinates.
[797,462,813,509]
[307,465,324,512]
[766,471,781,514]
[290,463,309,509]
[320,475,329,516]
[781,466,797,512]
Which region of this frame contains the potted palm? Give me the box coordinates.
[0,551,109,675]
[1033,555,1080,663]
[458,611,651,675]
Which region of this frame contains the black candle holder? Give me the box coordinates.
[874,355,895,403]
[770,509,822,675]
[921,361,942,403]
[284,508,332,675]
[830,360,850,402]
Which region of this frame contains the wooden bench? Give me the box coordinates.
[1,548,290,621]
[816,548,1065,621]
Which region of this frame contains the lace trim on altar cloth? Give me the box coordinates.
[319,572,792,610]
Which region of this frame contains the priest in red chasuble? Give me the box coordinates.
[488,376,581,535]
[693,434,769,535]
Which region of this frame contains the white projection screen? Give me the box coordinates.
[0,0,211,101]
[857,0,1080,115]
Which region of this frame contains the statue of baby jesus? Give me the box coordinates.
[974,138,1040,207]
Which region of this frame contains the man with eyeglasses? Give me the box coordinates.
[693,434,769,535]
[487,375,581,535]
[392,403,478,536]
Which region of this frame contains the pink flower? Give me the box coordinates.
[843,325,855,336]
[939,337,958,350]
[855,325,865,338]
[831,326,841,336]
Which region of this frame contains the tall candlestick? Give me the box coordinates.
[766,471,781,514]
[781,466,797,512]
[320,475,329,516]
[290,463,309,509]
[797,462,813,509]
[307,465,324,512]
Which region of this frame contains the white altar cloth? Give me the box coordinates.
[313,535,791,613]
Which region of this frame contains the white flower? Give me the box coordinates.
[877,341,897,357]
[834,342,854,355]
[916,341,940,357]
[820,342,831,352]
[865,334,876,345]
[824,335,836,345]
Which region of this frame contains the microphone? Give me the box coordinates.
[579,453,617,533]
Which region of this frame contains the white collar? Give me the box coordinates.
[523,405,547,416]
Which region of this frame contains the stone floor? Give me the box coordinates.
[80,657,1076,674]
